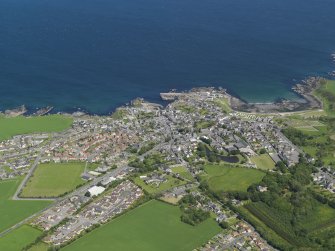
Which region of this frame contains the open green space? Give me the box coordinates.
[171,166,195,181]
[0,225,42,251]
[0,178,50,233]
[0,115,73,141]
[28,242,49,251]
[62,200,221,251]
[202,164,265,192]
[213,98,232,113]
[314,79,335,116]
[250,154,276,170]
[21,162,86,198]
[134,173,187,194]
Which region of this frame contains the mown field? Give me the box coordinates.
[0,225,42,251]
[250,154,275,170]
[62,200,221,251]
[21,162,86,198]
[134,173,187,194]
[0,178,50,233]
[0,115,73,141]
[203,164,265,192]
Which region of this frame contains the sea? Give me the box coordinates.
[1,0,335,114]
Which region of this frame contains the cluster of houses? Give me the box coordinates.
[219,114,300,166]
[313,167,335,193]
[45,181,143,245]
[32,195,88,231]
[43,128,136,164]
[140,171,167,187]
[201,222,275,251]
[0,134,48,180]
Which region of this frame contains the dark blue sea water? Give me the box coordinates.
[1,0,335,114]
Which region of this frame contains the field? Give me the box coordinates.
[28,242,49,251]
[314,79,335,116]
[0,225,42,251]
[250,154,276,170]
[0,178,50,233]
[134,173,187,194]
[21,162,86,198]
[0,115,73,141]
[171,166,195,181]
[203,164,265,192]
[62,200,221,251]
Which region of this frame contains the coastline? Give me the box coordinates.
[0,76,328,117]
[0,72,332,117]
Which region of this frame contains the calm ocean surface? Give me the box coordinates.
[1,0,335,114]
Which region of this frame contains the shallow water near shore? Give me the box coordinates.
[1,0,335,114]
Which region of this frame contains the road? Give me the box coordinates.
[12,151,43,200]
[0,165,130,238]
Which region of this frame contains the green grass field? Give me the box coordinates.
[0,225,42,251]
[63,200,221,251]
[171,166,195,181]
[314,80,335,116]
[21,162,86,198]
[28,242,49,251]
[134,173,187,194]
[0,115,73,141]
[203,164,265,192]
[250,154,276,170]
[0,178,50,233]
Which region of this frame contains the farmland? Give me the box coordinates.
[21,162,86,198]
[62,200,221,251]
[0,225,42,251]
[0,178,50,233]
[203,164,265,192]
[0,115,73,141]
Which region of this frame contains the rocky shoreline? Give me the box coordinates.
[232,76,324,113]
[161,77,325,114]
[0,77,328,117]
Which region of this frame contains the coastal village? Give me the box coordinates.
[0,81,334,251]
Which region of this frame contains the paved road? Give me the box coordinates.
[12,151,43,200]
[0,165,130,238]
